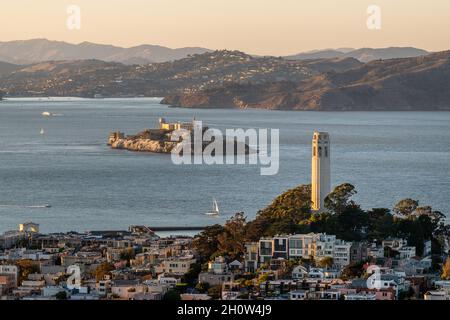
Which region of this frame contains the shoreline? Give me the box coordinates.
[2,96,450,111]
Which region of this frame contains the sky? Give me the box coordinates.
[1,0,449,55]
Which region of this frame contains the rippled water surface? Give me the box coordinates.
[0,98,449,233]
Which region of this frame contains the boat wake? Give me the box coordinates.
[0,204,51,209]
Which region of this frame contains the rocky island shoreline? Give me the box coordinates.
[108,118,253,155]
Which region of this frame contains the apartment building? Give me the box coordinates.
[252,233,355,268]
[154,256,196,276]
[0,265,18,296]
[244,243,258,273]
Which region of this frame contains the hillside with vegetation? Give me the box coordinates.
[164,51,450,110]
[193,183,450,262]
[0,50,361,98]
[1,48,449,110]
[0,50,361,97]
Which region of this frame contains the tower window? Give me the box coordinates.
[313,147,316,157]
[318,147,322,157]
[325,147,328,157]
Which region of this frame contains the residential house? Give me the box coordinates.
[244,242,258,273]
[154,256,196,276]
[111,279,145,300]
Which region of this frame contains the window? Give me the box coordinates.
[313,147,316,157]
[325,147,328,157]
[318,147,322,157]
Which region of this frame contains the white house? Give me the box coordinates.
[154,256,196,276]
[289,290,308,300]
[292,265,308,279]
[111,280,145,300]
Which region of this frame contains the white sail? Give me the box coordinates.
[213,199,219,213]
[205,198,219,216]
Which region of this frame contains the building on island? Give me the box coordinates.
[311,131,331,212]
[108,131,125,145]
[159,117,196,131]
[19,222,39,234]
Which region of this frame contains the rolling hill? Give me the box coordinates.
[0,39,212,65]
[162,51,450,111]
[285,47,429,63]
[0,51,362,98]
[1,48,449,111]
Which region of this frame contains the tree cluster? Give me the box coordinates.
[193,183,449,262]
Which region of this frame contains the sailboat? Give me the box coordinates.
[205,198,219,216]
[40,128,45,135]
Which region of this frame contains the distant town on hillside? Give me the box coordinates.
[1,39,449,111]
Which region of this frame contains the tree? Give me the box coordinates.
[243,280,254,289]
[207,285,222,299]
[317,257,334,268]
[257,273,269,285]
[442,258,450,280]
[367,208,394,241]
[195,282,210,293]
[163,290,181,300]
[245,216,271,241]
[393,199,419,217]
[308,212,335,234]
[120,248,135,262]
[324,183,358,215]
[341,262,366,281]
[264,217,299,237]
[334,205,368,241]
[55,291,68,300]
[175,283,188,294]
[246,184,312,238]
[95,262,115,281]
[257,184,312,221]
[193,224,225,262]
[16,260,40,284]
[217,212,247,260]
[182,263,201,286]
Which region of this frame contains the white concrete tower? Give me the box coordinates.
[311,131,331,211]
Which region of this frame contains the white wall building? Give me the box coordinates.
[154,256,196,276]
[248,233,353,268]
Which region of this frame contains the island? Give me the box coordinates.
[108,118,252,155]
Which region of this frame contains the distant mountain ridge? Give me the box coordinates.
[0,39,212,65]
[285,47,429,63]
[0,39,431,65]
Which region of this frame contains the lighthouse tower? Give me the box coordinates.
[311,131,331,211]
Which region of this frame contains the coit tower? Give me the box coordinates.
[311,131,331,211]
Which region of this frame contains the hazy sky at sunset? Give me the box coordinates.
[1,0,449,55]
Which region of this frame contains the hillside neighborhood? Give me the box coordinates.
[1,222,449,301]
